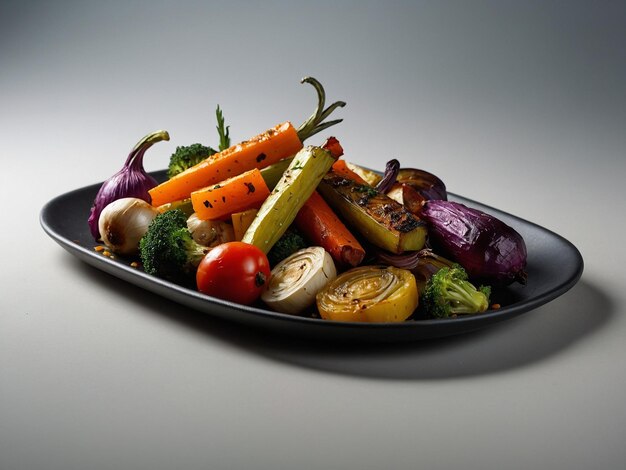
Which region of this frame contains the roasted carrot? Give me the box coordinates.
[295,190,365,268]
[331,159,369,185]
[321,136,344,159]
[190,168,270,220]
[150,122,302,207]
[150,77,346,208]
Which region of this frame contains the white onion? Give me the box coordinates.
[262,247,337,314]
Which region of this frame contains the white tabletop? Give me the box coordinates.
[2,2,625,469]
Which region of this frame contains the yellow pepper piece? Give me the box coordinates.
[231,208,258,241]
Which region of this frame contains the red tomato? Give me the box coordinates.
[196,241,271,305]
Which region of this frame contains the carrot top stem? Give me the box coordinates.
[296,77,346,142]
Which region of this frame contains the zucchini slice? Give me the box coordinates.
[317,172,427,253]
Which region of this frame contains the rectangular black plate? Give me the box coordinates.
[40,170,583,342]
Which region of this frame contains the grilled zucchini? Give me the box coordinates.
[317,171,427,253]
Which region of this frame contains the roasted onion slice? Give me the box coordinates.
[316,265,418,322]
[262,247,337,315]
[386,168,448,214]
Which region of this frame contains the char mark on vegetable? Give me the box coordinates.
[392,214,422,233]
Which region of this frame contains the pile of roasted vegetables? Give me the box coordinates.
[88,77,527,322]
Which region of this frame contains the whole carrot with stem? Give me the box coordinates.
[148,77,345,207]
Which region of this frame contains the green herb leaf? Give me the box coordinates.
[216,105,230,151]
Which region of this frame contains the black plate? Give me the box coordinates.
[40,170,583,342]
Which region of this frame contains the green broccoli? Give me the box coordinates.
[166,106,231,178]
[422,264,491,318]
[267,228,308,266]
[167,143,216,179]
[139,209,207,285]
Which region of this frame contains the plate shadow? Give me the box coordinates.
[69,255,612,380]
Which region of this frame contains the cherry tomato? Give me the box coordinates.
[196,241,271,305]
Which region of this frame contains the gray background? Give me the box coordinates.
[2,1,625,469]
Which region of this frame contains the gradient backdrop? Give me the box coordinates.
[1,2,625,470]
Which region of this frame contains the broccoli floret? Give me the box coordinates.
[267,228,308,266]
[167,143,216,179]
[139,209,207,285]
[422,264,491,318]
[166,106,231,178]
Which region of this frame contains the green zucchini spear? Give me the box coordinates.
[317,171,427,253]
[242,145,337,253]
[258,157,294,190]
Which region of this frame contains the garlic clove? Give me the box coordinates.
[186,213,235,247]
[98,197,159,255]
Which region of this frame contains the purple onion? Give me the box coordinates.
[397,168,447,202]
[375,247,450,271]
[374,248,456,293]
[88,130,169,239]
[421,200,527,286]
[375,249,424,270]
[376,159,400,193]
[384,168,448,215]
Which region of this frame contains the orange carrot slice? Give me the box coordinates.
[331,159,369,185]
[149,121,302,207]
[295,190,365,267]
[191,169,270,221]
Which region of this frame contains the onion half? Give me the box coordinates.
[316,265,418,322]
[262,247,337,315]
